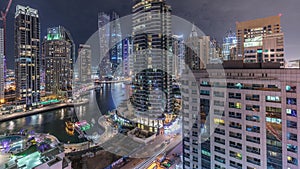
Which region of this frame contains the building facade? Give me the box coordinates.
[185,26,210,70]
[15,5,40,107]
[98,11,124,78]
[222,30,237,61]
[172,35,185,79]
[183,61,300,169]
[109,12,123,76]
[131,0,174,133]
[98,12,111,78]
[78,44,92,83]
[122,36,133,77]
[42,26,74,95]
[236,15,285,67]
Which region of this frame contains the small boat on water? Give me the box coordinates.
[65,121,75,136]
[65,121,75,130]
[65,127,74,136]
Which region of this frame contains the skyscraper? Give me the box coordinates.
[185,26,210,70]
[42,26,75,96]
[122,37,133,77]
[98,11,123,78]
[15,5,40,107]
[109,12,123,76]
[182,60,300,169]
[0,28,5,103]
[222,29,237,61]
[172,35,185,79]
[131,0,173,133]
[236,15,285,67]
[78,44,92,83]
[98,12,111,78]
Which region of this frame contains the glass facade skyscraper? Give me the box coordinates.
[222,30,237,61]
[109,12,123,76]
[42,26,74,95]
[15,5,40,107]
[98,11,123,77]
[131,0,174,133]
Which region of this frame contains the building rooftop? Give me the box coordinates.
[206,60,281,69]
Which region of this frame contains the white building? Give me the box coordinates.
[183,61,300,169]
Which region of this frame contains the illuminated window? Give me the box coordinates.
[286,109,297,117]
[287,156,298,166]
[236,102,242,109]
[287,98,297,105]
[214,118,225,126]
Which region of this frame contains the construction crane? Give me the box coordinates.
[0,0,13,55]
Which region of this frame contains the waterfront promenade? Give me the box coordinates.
[0,100,89,122]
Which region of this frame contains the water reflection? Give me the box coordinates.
[0,83,127,144]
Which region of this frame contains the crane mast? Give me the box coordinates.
[0,0,13,56]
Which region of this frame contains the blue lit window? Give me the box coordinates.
[287,109,297,117]
[287,98,297,105]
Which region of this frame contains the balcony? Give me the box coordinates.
[246,147,261,155]
[230,123,242,130]
[247,157,261,166]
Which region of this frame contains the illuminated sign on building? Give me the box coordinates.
[244,36,263,48]
[47,28,62,40]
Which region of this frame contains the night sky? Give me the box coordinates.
[1,0,300,69]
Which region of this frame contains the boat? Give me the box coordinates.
[65,121,75,136]
[65,127,74,136]
[65,121,75,131]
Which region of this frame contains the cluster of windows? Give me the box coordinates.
[214,91,225,98]
[229,102,242,109]
[229,112,242,119]
[246,94,259,101]
[201,81,300,168]
[215,146,225,155]
[230,161,242,169]
[215,155,225,164]
[230,151,243,160]
[214,118,225,126]
[247,156,261,166]
[229,131,242,139]
[215,128,225,135]
[246,125,260,133]
[229,122,242,129]
[215,164,226,169]
[214,100,225,107]
[214,137,225,145]
[203,81,284,92]
[214,109,225,116]
[229,141,242,150]
[245,105,260,111]
[246,146,260,155]
[229,92,241,99]
[246,115,260,122]
[200,90,210,96]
